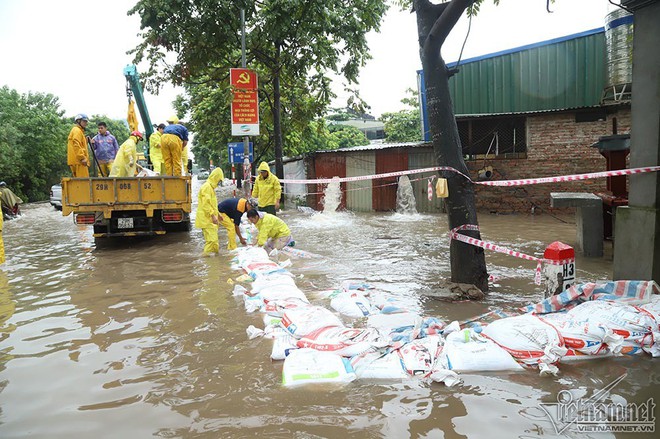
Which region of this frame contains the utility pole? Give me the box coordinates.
[241,9,252,198]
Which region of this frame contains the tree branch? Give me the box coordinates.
[425,0,475,56]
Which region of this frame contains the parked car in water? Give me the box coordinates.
[197,169,209,180]
[50,184,62,210]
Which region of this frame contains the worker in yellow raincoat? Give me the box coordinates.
[195,168,225,255]
[246,209,293,253]
[149,124,165,174]
[251,162,281,215]
[0,213,5,265]
[162,115,188,176]
[67,114,90,177]
[110,131,142,177]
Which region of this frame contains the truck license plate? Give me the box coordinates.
[117,218,134,229]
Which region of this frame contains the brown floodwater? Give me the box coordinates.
[0,179,658,438]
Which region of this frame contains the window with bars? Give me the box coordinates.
[457,116,527,159]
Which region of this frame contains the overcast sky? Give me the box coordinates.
[0,0,615,127]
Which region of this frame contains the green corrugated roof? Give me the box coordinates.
[447,28,606,115]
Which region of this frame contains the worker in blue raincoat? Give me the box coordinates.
[109,131,142,177]
[195,168,225,255]
[217,197,254,250]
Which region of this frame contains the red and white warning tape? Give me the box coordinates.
[279,165,660,186]
[449,224,574,285]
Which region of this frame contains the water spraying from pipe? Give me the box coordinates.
[396,175,417,215]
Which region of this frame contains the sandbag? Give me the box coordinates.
[282,348,356,387]
[540,312,623,356]
[271,334,298,360]
[296,326,387,357]
[350,350,409,380]
[442,329,523,372]
[367,312,422,335]
[396,335,444,376]
[280,306,344,338]
[566,300,660,356]
[481,314,567,373]
[262,297,310,317]
[330,291,374,318]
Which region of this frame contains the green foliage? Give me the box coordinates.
[328,125,370,148]
[129,0,389,168]
[381,88,422,143]
[381,110,421,143]
[0,86,69,201]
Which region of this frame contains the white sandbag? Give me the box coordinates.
[237,246,270,265]
[367,312,422,335]
[250,274,297,294]
[540,312,623,356]
[369,291,420,314]
[282,348,356,387]
[566,300,660,357]
[640,294,660,325]
[396,335,444,376]
[243,294,263,313]
[442,329,523,372]
[262,297,310,317]
[271,334,298,360]
[259,284,309,304]
[350,350,409,380]
[481,314,567,372]
[330,291,374,318]
[296,326,388,357]
[242,260,289,280]
[280,306,344,338]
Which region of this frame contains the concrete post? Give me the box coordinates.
[615,0,660,282]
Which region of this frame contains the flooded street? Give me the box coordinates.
[0,179,658,438]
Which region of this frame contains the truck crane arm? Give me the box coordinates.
[123,64,154,160]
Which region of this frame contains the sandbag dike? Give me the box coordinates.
[230,247,660,387]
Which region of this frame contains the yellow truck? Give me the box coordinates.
[61,176,192,237]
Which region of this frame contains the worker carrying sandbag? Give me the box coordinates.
[109,131,142,177]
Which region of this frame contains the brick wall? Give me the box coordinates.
[468,107,631,214]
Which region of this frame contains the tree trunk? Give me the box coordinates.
[414,0,488,291]
[273,43,285,180]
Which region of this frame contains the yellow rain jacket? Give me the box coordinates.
[67,124,89,166]
[127,100,139,132]
[195,168,224,229]
[149,131,163,173]
[251,162,281,207]
[109,136,139,177]
[254,213,290,247]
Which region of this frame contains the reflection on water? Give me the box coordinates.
[0,193,656,438]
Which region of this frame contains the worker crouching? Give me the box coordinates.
[246,209,293,254]
[195,168,225,256]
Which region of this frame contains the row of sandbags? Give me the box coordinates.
[232,247,660,385]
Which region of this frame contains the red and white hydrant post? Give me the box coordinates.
[542,241,576,298]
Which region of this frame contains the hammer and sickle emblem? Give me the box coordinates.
[237,72,251,85]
